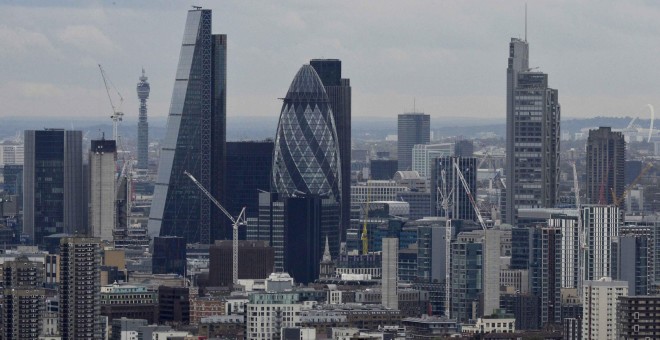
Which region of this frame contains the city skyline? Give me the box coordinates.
[1,1,660,124]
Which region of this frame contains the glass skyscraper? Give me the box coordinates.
[23,129,83,245]
[148,8,227,244]
[272,64,341,202]
[261,64,342,282]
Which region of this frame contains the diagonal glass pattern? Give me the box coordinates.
[273,65,341,202]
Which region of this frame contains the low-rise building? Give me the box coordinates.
[461,317,516,334]
[100,283,158,324]
[401,315,459,338]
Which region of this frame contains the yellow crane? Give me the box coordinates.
[611,163,653,207]
[361,180,371,255]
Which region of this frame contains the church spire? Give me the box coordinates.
[322,235,332,262]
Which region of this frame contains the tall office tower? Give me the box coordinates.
[271,64,342,275]
[382,237,399,310]
[2,256,45,340]
[149,8,227,244]
[586,127,625,205]
[430,156,477,221]
[529,226,562,326]
[582,277,628,340]
[582,205,620,282]
[89,139,116,241]
[59,237,101,340]
[152,236,186,276]
[226,141,273,220]
[136,69,150,170]
[398,113,430,171]
[505,38,560,224]
[24,129,83,244]
[310,59,351,240]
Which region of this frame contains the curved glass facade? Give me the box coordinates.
[272,65,341,202]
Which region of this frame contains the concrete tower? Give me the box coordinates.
[136,69,150,170]
[89,139,117,241]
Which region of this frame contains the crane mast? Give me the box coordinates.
[98,64,124,141]
[436,168,454,318]
[184,171,246,286]
[571,162,584,296]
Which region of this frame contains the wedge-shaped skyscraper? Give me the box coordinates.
[272,64,341,202]
[148,8,226,244]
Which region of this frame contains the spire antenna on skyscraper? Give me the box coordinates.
[525,3,528,42]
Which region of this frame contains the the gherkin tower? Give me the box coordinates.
[272,65,341,203]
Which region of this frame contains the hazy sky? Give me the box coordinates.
[1,0,659,125]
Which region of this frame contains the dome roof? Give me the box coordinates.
[285,64,329,103]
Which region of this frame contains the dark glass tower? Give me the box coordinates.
[23,129,83,244]
[226,141,274,220]
[431,156,477,221]
[586,127,625,205]
[148,8,227,244]
[136,69,150,170]
[310,59,351,241]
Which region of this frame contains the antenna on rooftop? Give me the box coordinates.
[525,3,528,42]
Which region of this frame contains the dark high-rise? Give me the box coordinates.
[23,129,83,244]
[136,69,150,170]
[505,38,560,224]
[586,127,625,205]
[149,8,227,244]
[398,113,430,171]
[268,64,342,280]
[226,141,274,219]
[431,157,477,221]
[209,240,274,287]
[529,226,562,327]
[152,236,186,276]
[310,59,352,240]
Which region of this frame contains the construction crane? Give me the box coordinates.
[436,168,454,318]
[361,180,371,255]
[184,171,246,286]
[453,159,487,230]
[571,161,584,296]
[98,64,124,141]
[612,163,653,207]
